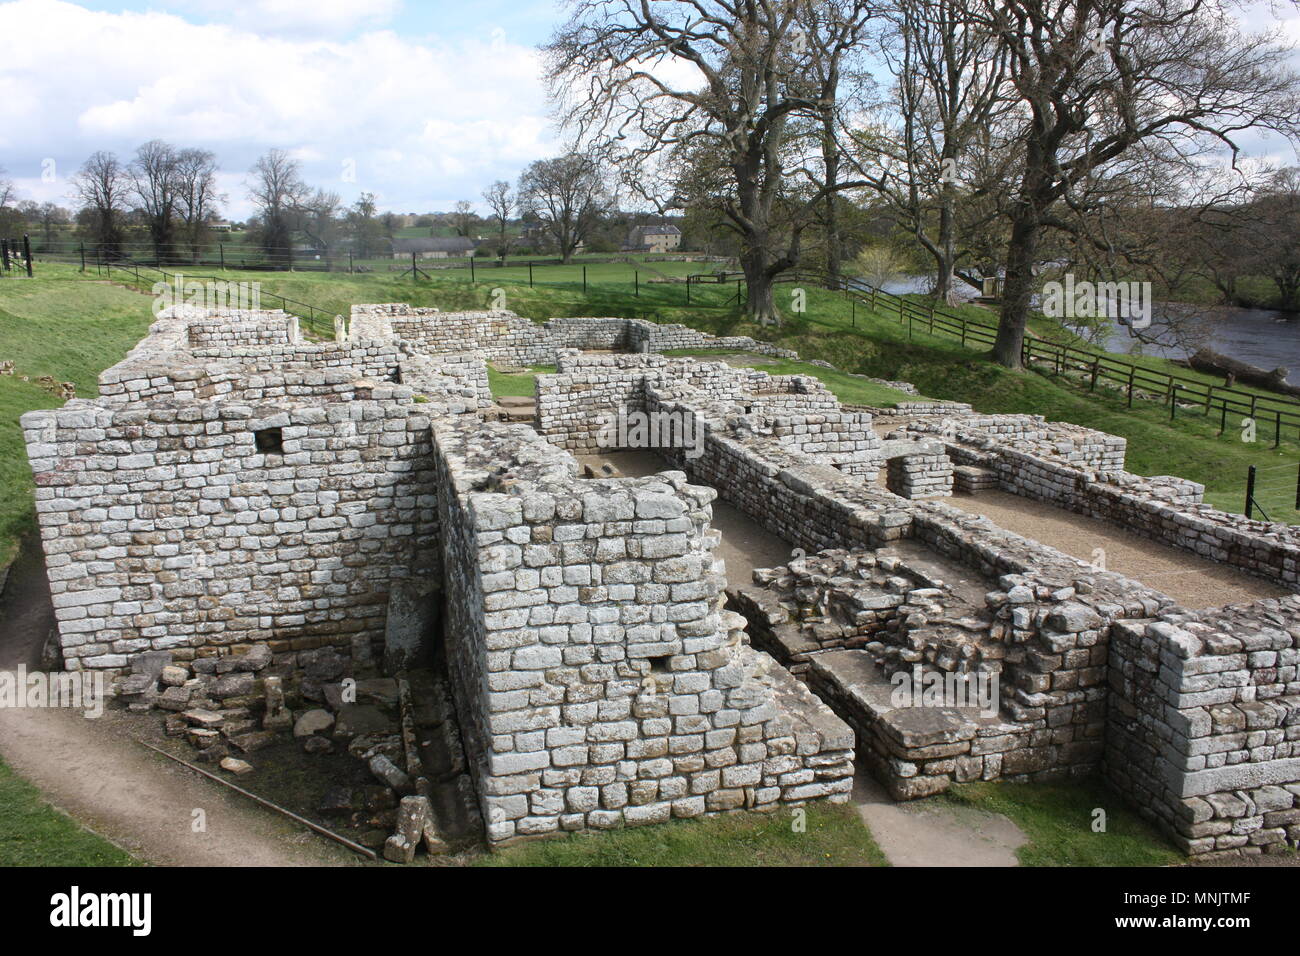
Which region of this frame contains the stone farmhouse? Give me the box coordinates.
[20,300,1300,856]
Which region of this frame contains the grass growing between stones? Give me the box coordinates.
[0,756,140,866]
[942,778,1182,867]
[476,802,887,867]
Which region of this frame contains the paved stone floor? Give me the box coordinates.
[854,772,1027,866]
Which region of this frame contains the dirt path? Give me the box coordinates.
[944,489,1290,608]
[0,541,356,867]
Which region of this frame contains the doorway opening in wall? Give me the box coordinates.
[254,427,284,455]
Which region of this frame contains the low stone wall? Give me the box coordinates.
[348,305,797,366]
[762,411,882,478]
[186,313,299,349]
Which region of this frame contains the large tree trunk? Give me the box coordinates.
[992,214,1041,368]
[741,249,781,326]
[934,194,957,305]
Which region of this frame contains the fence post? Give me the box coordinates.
[412,252,417,279]
[219,243,225,271]
[1127,366,1135,408]
[470,256,476,283]
[1170,385,1178,421]
[851,299,856,327]
[23,235,33,276]
[1090,358,1100,391]
[582,266,586,294]
[1295,462,1299,512]
[80,242,86,273]
[349,251,353,274]
[1245,465,1257,519]
[1275,409,1283,449]
[1219,399,1228,436]
[635,271,639,297]
[2,239,9,271]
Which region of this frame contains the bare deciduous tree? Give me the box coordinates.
[71,151,129,255]
[856,0,1013,303]
[518,154,608,264]
[130,140,183,262]
[247,149,310,268]
[975,0,1300,368]
[483,180,515,261]
[174,148,222,265]
[544,0,876,325]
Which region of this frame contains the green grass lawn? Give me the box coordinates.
[0,757,139,866]
[487,364,555,399]
[477,802,887,867]
[941,778,1182,867]
[0,271,158,565]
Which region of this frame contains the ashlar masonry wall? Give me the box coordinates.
[1105,599,1300,855]
[21,389,439,672]
[425,403,855,844]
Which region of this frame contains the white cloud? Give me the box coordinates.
[156,0,404,38]
[0,0,558,216]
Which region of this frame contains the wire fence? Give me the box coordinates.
[767,268,1300,452]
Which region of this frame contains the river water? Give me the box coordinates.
[879,275,1300,385]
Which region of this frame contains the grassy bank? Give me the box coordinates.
[0,757,139,866]
[477,802,887,867]
[0,271,157,565]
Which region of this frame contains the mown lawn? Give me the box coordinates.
[487,364,555,399]
[0,757,139,866]
[477,802,888,867]
[941,778,1182,867]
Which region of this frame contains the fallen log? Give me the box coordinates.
[1183,347,1300,397]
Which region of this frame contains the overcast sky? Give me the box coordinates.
[2,0,1299,221]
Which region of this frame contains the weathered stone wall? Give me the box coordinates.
[348,305,797,366]
[1105,599,1300,856]
[424,405,854,844]
[21,390,439,674]
[186,313,298,349]
[648,387,912,554]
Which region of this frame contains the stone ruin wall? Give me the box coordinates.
[21,391,439,673]
[1106,601,1300,855]
[904,414,1300,589]
[424,409,853,843]
[530,353,1300,855]
[348,304,797,368]
[19,300,1300,857]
